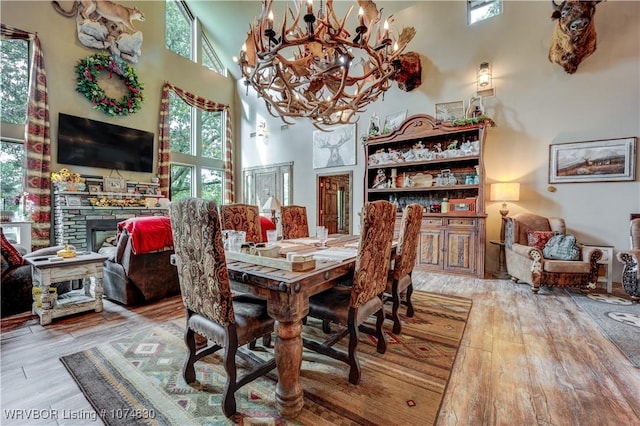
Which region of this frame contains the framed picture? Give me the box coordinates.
[313,124,356,169]
[549,137,637,183]
[383,110,407,133]
[103,177,127,193]
[435,101,465,123]
[88,184,102,194]
[65,195,82,207]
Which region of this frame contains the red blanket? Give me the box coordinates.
[117,217,173,255]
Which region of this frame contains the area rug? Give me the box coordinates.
[60,291,471,426]
[566,290,640,367]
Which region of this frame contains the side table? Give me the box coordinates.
[582,244,614,293]
[25,252,108,325]
[490,240,509,279]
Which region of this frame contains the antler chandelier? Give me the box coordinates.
[238,0,415,128]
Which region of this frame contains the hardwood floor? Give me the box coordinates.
[1,271,638,425]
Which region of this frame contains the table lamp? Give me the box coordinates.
[262,196,282,225]
[490,182,520,241]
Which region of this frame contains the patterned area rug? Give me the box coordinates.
[60,291,471,425]
[567,290,640,367]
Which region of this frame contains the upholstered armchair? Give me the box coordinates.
[504,213,602,293]
[616,218,640,301]
[101,217,179,305]
[280,205,309,239]
[220,204,263,243]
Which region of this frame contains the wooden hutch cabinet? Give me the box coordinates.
[363,114,488,278]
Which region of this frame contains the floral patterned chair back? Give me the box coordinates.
[385,203,422,334]
[281,205,309,239]
[170,198,234,325]
[351,200,397,308]
[220,203,263,243]
[392,204,423,281]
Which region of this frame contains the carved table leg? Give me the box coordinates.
[274,319,304,419]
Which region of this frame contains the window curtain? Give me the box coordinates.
[158,82,234,203]
[1,24,51,249]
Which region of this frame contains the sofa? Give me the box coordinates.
[1,231,74,317]
[504,213,602,293]
[100,217,180,305]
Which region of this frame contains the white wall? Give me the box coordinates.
[237,0,640,278]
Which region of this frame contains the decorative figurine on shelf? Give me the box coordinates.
[403,173,414,188]
[373,169,387,189]
[466,96,485,118]
[368,114,380,136]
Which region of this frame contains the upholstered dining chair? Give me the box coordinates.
[220,203,263,243]
[386,203,423,334]
[169,198,276,417]
[280,205,309,239]
[303,200,397,385]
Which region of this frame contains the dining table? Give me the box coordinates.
[225,234,380,419]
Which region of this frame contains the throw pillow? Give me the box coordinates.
[0,230,24,267]
[527,231,555,251]
[542,233,580,261]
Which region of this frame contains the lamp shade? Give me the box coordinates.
[490,182,520,202]
[262,196,282,211]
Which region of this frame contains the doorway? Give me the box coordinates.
[317,172,352,234]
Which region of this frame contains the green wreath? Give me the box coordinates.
[75,52,143,116]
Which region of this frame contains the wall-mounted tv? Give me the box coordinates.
[57,113,154,173]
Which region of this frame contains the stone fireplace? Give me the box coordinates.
[54,207,168,251]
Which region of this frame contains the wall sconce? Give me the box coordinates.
[477,62,491,88]
[477,62,495,97]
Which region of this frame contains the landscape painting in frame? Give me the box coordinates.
[313,124,356,169]
[549,137,636,183]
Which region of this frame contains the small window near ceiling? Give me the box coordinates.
[468,0,502,25]
[165,0,192,60]
[165,0,226,75]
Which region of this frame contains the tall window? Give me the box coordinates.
[165,0,225,75]
[468,0,503,25]
[168,92,225,204]
[0,36,29,213]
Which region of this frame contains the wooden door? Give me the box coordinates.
[319,177,339,234]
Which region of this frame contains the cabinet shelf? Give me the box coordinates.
[368,184,479,193]
[368,155,480,169]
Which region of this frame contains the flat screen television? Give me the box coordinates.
[57,113,154,173]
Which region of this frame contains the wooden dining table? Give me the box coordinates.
[225,234,366,419]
